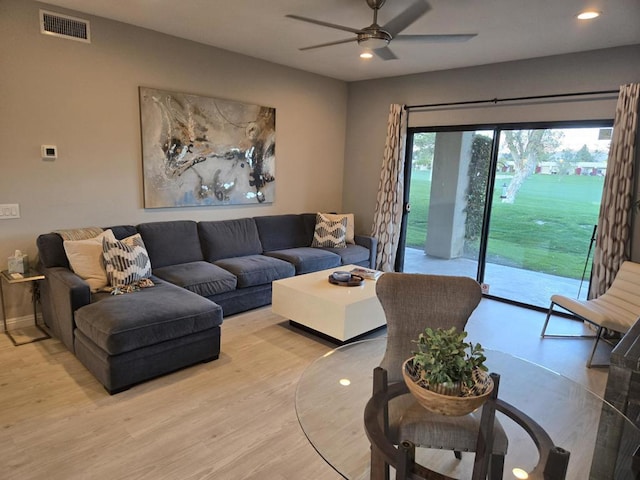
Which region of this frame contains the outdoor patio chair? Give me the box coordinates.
[375,272,507,479]
[541,260,640,368]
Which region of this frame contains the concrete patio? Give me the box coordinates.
[403,247,588,309]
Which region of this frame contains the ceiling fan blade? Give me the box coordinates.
[374,47,398,61]
[381,0,431,37]
[286,14,363,35]
[299,37,358,51]
[394,33,478,43]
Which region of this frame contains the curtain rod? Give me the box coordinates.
[404,89,619,110]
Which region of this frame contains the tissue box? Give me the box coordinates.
[8,254,28,274]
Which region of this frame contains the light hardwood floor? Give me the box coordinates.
[0,299,609,479]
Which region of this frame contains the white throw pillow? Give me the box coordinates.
[63,229,115,292]
[320,213,355,244]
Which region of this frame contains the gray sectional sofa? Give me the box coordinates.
[36,213,377,393]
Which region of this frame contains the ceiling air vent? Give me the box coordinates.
[40,10,90,43]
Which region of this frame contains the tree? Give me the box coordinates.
[465,134,492,241]
[501,130,562,203]
[412,132,436,169]
[574,144,594,163]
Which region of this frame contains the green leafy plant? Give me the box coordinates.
[411,327,487,393]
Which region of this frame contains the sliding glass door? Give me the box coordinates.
[400,123,611,309]
[400,129,494,280]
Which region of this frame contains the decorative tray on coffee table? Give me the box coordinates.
[328,272,365,287]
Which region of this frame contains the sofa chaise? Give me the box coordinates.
[36,213,377,393]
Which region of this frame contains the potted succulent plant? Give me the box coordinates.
[402,326,493,416]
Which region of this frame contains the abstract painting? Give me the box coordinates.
[139,87,276,207]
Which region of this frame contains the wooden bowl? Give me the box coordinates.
[401,358,493,416]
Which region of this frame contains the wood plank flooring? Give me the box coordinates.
[0,300,609,479]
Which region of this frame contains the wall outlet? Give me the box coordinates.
[481,283,490,294]
[0,204,20,219]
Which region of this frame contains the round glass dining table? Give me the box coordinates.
[295,338,640,479]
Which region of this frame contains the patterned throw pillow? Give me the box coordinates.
[319,213,355,244]
[102,234,152,288]
[311,213,348,248]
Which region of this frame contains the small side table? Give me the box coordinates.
[0,269,50,346]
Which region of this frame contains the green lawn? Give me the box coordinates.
[406,170,604,279]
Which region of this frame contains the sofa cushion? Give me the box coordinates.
[311,213,348,248]
[102,233,153,288]
[214,255,295,288]
[254,215,311,251]
[301,213,317,240]
[110,225,139,240]
[265,247,341,274]
[137,221,203,268]
[74,280,222,356]
[37,233,70,269]
[320,244,371,266]
[152,261,237,297]
[198,218,263,262]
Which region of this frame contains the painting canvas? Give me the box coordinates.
[139,87,276,207]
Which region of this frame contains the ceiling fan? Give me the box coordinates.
[286,0,477,60]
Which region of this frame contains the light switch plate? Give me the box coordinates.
[0,204,20,219]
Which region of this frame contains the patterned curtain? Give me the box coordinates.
[371,104,407,271]
[589,83,640,298]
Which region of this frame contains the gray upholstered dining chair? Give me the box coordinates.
[375,272,508,479]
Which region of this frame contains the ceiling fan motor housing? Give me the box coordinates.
[366,0,387,9]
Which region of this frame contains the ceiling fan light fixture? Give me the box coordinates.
[358,36,390,49]
[357,29,391,49]
[360,51,374,59]
[577,10,601,20]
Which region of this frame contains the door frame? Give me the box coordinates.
[397,119,613,309]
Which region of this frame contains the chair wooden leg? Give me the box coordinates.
[370,446,389,480]
[489,454,505,480]
[371,368,390,480]
[396,441,416,480]
[543,446,570,479]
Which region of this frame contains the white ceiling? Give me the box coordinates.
[40,0,640,82]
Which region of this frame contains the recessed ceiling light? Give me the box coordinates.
[512,468,529,479]
[577,10,601,20]
[360,52,373,59]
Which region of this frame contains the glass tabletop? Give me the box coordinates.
[295,338,640,480]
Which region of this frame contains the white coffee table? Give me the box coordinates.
[272,265,386,343]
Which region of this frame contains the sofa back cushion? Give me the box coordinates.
[254,214,311,252]
[37,233,70,269]
[198,218,263,262]
[137,220,203,268]
[301,213,318,242]
[37,225,138,269]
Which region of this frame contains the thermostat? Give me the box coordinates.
[41,145,57,159]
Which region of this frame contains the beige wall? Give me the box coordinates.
[0,0,348,317]
[344,45,640,238]
[2,0,639,319]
